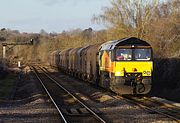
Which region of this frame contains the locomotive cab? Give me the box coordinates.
[99,37,153,95]
[114,46,153,94]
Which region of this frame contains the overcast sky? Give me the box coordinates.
[0,0,110,33]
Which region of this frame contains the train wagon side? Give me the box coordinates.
[68,47,82,76]
[49,50,60,68]
[68,48,76,75]
[80,45,92,81]
[59,49,72,72]
[86,43,103,83]
[76,46,89,79]
[49,52,53,67]
[59,50,66,71]
[73,47,82,77]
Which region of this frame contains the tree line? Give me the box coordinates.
[0,0,179,64]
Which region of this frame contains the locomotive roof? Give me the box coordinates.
[100,37,151,50]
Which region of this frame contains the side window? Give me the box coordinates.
[99,51,103,66]
[99,51,103,60]
[109,51,112,60]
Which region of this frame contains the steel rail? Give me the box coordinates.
[31,66,68,123]
[143,97,180,110]
[40,66,107,123]
[39,66,179,122]
[122,96,180,122]
[143,97,180,120]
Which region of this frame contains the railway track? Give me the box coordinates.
[120,95,180,122]
[33,65,180,122]
[31,66,107,123]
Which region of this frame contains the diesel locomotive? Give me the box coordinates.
[49,37,153,95]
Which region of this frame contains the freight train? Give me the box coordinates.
[49,37,153,95]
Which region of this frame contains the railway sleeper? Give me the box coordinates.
[61,108,91,116]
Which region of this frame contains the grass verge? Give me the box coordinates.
[0,73,16,99]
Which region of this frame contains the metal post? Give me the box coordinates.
[2,46,6,70]
[3,46,6,58]
[18,61,21,68]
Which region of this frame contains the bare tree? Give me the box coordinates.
[93,0,158,38]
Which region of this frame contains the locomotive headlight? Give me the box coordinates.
[143,71,151,76]
[115,71,121,76]
[147,71,151,76]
